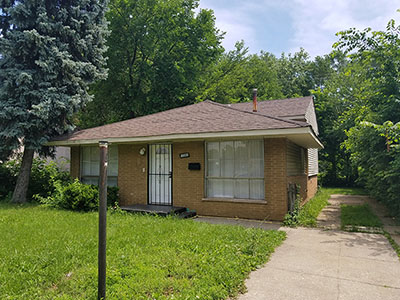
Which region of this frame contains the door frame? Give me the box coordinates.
[147,143,173,206]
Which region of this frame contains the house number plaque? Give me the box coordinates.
[179,152,190,158]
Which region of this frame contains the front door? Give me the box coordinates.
[148,144,172,205]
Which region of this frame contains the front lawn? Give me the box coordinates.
[0,203,285,299]
[341,204,383,229]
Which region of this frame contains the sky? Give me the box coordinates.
[198,0,399,58]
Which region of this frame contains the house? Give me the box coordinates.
[48,95,322,220]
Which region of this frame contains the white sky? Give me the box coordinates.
[198,0,400,57]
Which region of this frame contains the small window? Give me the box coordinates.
[81,145,118,187]
[205,140,264,200]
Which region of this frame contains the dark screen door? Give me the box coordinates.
[148,144,172,205]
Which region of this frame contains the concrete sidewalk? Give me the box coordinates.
[317,194,400,244]
[238,227,400,300]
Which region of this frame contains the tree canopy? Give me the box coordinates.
[0,0,109,202]
[78,0,224,128]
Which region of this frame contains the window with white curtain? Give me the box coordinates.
[206,140,264,200]
[81,146,118,186]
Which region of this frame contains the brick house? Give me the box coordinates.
[49,96,322,220]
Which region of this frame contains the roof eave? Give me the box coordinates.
[47,127,324,149]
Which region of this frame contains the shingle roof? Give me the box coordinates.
[52,99,311,142]
[227,96,313,118]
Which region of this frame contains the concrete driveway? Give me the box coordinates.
[238,227,400,300]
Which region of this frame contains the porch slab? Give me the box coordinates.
[120,204,187,216]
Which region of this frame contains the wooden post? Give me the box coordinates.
[98,141,108,300]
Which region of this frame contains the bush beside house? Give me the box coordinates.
[0,158,119,211]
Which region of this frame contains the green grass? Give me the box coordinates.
[296,188,331,227]
[341,204,383,229]
[323,187,368,195]
[285,187,368,227]
[0,203,285,299]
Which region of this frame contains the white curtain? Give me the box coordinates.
[206,140,264,200]
[81,146,118,186]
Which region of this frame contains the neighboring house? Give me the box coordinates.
[6,144,70,171]
[48,96,322,220]
[44,147,71,171]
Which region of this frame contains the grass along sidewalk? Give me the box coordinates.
[284,187,368,227]
[341,204,383,230]
[0,203,285,299]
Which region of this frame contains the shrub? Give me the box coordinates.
[107,186,120,207]
[62,180,99,211]
[39,179,120,212]
[0,160,19,199]
[0,157,72,201]
[29,159,72,199]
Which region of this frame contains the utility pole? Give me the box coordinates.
[98,141,108,300]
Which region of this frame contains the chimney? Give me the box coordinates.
[252,88,258,112]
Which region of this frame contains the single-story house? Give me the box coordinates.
[48,96,322,220]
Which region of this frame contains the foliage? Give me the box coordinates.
[0,158,71,201]
[341,204,383,229]
[276,48,314,97]
[38,179,120,211]
[196,41,284,103]
[0,0,109,203]
[29,159,71,199]
[296,189,330,227]
[283,185,301,227]
[78,0,224,128]
[344,121,400,217]
[0,0,109,158]
[0,203,285,299]
[283,188,332,227]
[0,159,19,199]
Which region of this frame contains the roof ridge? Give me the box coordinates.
[76,101,208,133]
[229,96,313,104]
[206,100,308,127]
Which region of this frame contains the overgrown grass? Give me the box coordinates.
[285,187,368,227]
[0,203,285,299]
[341,204,383,229]
[296,188,331,226]
[323,187,368,195]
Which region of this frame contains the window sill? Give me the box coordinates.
[202,197,267,205]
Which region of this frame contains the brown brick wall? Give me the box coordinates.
[307,175,318,200]
[172,141,205,208]
[172,138,289,221]
[69,138,309,221]
[70,146,80,179]
[173,141,269,220]
[264,138,288,220]
[117,144,147,206]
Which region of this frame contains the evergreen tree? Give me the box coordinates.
[0,0,109,203]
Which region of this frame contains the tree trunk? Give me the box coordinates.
[11,148,35,204]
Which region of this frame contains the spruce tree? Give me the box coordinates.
[0,0,109,203]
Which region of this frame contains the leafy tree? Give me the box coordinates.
[0,0,109,203]
[331,14,400,213]
[196,41,284,103]
[196,41,253,103]
[277,48,314,97]
[78,0,223,128]
[312,58,366,186]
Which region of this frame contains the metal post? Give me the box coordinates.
[98,141,108,300]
